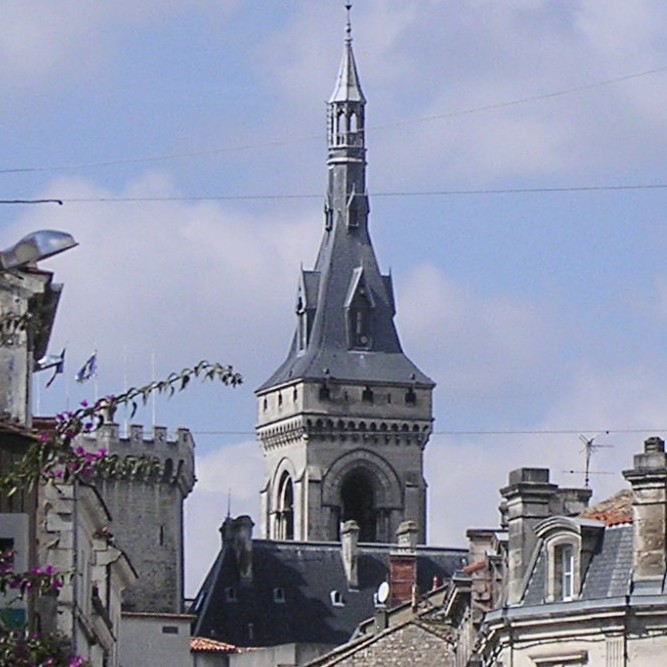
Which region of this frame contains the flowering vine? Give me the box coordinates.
[0,360,241,666]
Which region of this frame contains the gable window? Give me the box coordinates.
[224,587,237,603]
[273,587,286,603]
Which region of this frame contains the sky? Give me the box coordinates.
[4,0,667,596]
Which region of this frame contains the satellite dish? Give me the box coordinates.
[377,581,390,605]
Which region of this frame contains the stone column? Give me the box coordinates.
[623,436,667,583]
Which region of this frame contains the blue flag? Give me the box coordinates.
[75,352,97,383]
[35,348,66,388]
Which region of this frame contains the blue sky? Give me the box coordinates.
[4,1,667,593]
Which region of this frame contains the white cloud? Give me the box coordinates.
[397,263,555,398]
[5,172,319,419]
[0,1,236,89]
[185,440,263,594]
[426,359,667,547]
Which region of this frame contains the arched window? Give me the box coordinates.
[277,472,294,540]
[341,470,376,542]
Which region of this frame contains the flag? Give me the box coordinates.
[75,352,97,383]
[35,348,66,388]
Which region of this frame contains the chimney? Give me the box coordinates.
[551,487,592,516]
[623,437,667,584]
[341,520,359,590]
[389,520,418,607]
[500,468,557,604]
[220,515,254,585]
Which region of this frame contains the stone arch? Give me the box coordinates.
[271,457,298,540]
[321,450,402,543]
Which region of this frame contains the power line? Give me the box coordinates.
[38,182,667,204]
[189,427,667,437]
[1,64,665,176]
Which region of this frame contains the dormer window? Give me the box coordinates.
[273,587,286,603]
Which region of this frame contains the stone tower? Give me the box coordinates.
[255,12,434,545]
[88,423,195,613]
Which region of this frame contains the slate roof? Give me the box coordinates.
[190,539,466,648]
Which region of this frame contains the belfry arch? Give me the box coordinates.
[322,450,403,543]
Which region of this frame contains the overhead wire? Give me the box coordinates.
[31,182,667,204]
[1,63,666,176]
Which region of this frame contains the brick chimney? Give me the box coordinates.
[389,520,418,607]
[341,520,359,590]
[623,436,667,584]
[500,468,557,604]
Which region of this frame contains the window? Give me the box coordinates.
[162,626,179,635]
[276,472,294,541]
[224,587,237,602]
[362,386,374,404]
[557,544,575,601]
[405,388,416,405]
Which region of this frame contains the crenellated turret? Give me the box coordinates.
[82,423,195,614]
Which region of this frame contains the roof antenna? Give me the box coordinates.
[226,488,232,519]
[563,432,614,488]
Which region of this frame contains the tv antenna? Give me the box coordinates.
[563,433,614,488]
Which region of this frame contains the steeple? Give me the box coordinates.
[256,7,434,545]
[258,6,432,391]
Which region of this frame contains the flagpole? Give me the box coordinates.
[151,350,157,427]
[93,346,99,404]
[123,345,128,436]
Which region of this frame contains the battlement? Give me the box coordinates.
[80,422,195,497]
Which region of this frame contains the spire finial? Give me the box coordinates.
[345,3,352,43]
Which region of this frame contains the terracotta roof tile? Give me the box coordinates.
[580,489,633,526]
[190,637,238,654]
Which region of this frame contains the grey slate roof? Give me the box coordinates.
[190,539,466,648]
[256,18,432,393]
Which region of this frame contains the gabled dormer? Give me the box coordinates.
[532,516,604,604]
[344,267,374,350]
